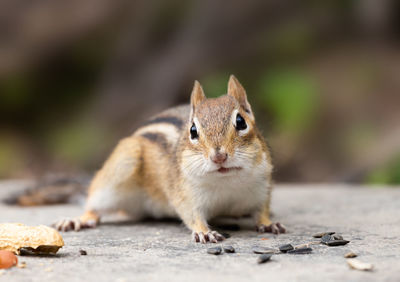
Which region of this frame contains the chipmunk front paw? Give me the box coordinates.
[257,222,286,234]
[53,217,97,232]
[192,231,225,243]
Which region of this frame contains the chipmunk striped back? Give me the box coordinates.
[133,105,190,154]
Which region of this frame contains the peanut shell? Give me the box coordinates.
[0,223,64,255]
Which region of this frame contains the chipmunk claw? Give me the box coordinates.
[193,231,225,243]
[257,222,286,234]
[53,217,97,232]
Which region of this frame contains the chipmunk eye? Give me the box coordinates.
[235,114,247,131]
[190,123,198,139]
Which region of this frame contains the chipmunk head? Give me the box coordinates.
[181,75,270,178]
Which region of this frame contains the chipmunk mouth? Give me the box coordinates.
[217,167,242,174]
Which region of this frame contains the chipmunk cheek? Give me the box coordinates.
[224,144,235,159]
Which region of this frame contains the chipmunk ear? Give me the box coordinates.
[228,75,254,119]
[190,80,206,117]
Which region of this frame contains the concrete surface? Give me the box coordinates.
[0,181,399,282]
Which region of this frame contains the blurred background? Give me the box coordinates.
[1,0,399,185]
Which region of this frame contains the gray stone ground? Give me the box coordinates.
[0,180,399,282]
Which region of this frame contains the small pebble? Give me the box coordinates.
[257,254,272,264]
[287,247,312,254]
[333,234,343,240]
[17,262,26,268]
[321,234,332,244]
[252,247,276,254]
[326,240,350,246]
[79,250,87,255]
[347,258,373,271]
[344,252,357,258]
[279,244,294,253]
[312,232,335,238]
[223,246,235,253]
[294,243,310,249]
[207,247,222,255]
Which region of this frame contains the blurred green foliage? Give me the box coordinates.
[0,75,32,111]
[0,0,399,184]
[46,118,109,167]
[0,135,24,178]
[367,157,400,185]
[258,69,318,134]
[202,73,230,98]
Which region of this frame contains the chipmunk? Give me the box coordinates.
[54,75,286,243]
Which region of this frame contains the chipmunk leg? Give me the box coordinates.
[190,216,225,243]
[255,186,286,234]
[55,210,100,232]
[54,137,142,232]
[177,208,224,243]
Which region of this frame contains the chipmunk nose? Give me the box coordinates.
[211,149,228,164]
